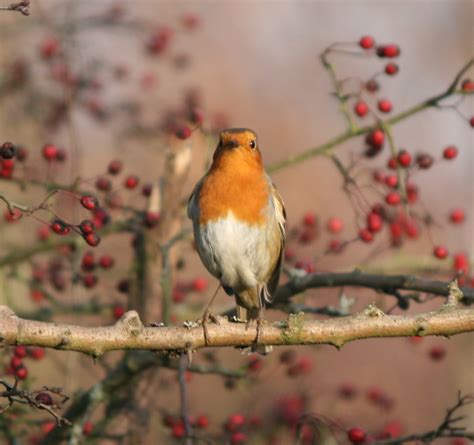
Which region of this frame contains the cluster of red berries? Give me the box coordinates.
[5,345,45,381]
[162,413,209,439]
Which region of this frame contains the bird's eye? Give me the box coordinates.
[249,140,256,149]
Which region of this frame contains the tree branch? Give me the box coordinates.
[274,271,474,305]
[1,299,472,354]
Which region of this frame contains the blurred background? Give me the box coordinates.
[0,0,472,443]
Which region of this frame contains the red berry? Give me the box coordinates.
[397,150,411,167]
[171,422,185,438]
[79,219,95,235]
[367,129,385,147]
[461,78,474,92]
[95,177,112,191]
[147,27,173,55]
[385,174,398,188]
[406,183,418,203]
[108,160,123,175]
[226,414,245,432]
[191,277,208,292]
[359,35,375,49]
[0,142,16,159]
[416,153,433,169]
[387,157,397,169]
[367,212,383,233]
[378,99,392,113]
[385,192,401,206]
[51,219,70,235]
[189,107,204,125]
[354,101,369,117]
[443,145,458,160]
[15,366,28,380]
[4,208,22,222]
[16,146,28,161]
[376,44,400,58]
[348,427,366,444]
[231,432,247,444]
[450,208,465,224]
[99,254,114,269]
[453,252,469,274]
[328,239,344,253]
[385,62,399,75]
[113,304,125,319]
[14,345,27,358]
[10,356,22,369]
[142,183,152,197]
[470,116,474,127]
[81,251,96,271]
[303,211,317,227]
[433,245,449,259]
[42,421,56,434]
[429,345,446,361]
[82,274,98,288]
[247,356,262,372]
[195,414,209,429]
[144,211,160,228]
[40,36,60,59]
[35,392,53,406]
[124,175,139,189]
[327,217,343,233]
[359,228,373,242]
[83,232,101,247]
[175,126,192,140]
[372,170,385,183]
[82,421,94,436]
[172,287,186,303]
[365,79,379,93]
[80,195,99,211]
[28,347,45,360]
[42,144,58,161]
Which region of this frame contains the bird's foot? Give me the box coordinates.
[197,310,220,346]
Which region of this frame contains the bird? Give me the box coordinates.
[187,128,286,354]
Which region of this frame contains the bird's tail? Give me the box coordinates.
[235,290,272,356]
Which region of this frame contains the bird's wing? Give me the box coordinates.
[264,180,286,302]
[187,176,204,220]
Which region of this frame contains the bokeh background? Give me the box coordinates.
[0,0,472,443]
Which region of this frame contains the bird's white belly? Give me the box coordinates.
[195,212,270,290]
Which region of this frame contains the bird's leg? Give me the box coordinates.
[254,309,264,346]
[197,283,221,346]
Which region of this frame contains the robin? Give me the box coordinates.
[187,128,286,354]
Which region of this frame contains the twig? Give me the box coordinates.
[0,0,29,15]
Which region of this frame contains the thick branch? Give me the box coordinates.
[1,303,473,354]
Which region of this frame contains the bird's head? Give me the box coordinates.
[212,128,263,167]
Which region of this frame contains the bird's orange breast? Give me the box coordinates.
[198,150,269,226]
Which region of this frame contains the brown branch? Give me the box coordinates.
[274,271,474,305]
[1,298,473,354]
[0,0,29,15]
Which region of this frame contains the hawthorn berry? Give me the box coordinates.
[453,252,469,274]
[348,427,366,444]
[359,35,375,50]
[42,143,58,161]
[354,101,369,117]
[461,78,474,92]
[327,217,343,233]
[433,245,449,259]
[82,421,94,435]
[10,356,22,369]
[108,159,123,175]
[144,211,160,228]
[35,392,53,406]
[385,191,401,206]
[406,183,418,203]
[416,153,433,169]
[367,212,383,232]
[113,304,125,319]
[15,366,28,380]
[429,345,446,361]
[28,347,45,360]
[359,228,373,242]
[385,174,398,188]
[0,142,16,159]
[142,183,152,197]
[172,287,186,303]
[81,251,96,271]
[99,254,114,269]
[365,79,379,93]
[226,413,245,432]
[450,208,465,224]
[231,432,247,444]
[80,195,99,211]
[470,116,474,127]
[378,99,392,113]
[147,26,173,55]
[175,125,192,140]
[397,150,411,167]
[367,129,385,147]
[16,146,28,161]
[247,356,263,372]
[51,219,70,235]
[385,62,399,75]
[95,176,112,191]
[4,208,22,222]
[79,219,95,235]
[40,36,60,59]
[82,274,98,288]
[195,414,209,429]
[303,211,317,227]
[376,44,400,58]
[443,145,458,159]
[42,421,56,434]
[83,232,101,247]
[192,277,208,292]
[124,175,139,189]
